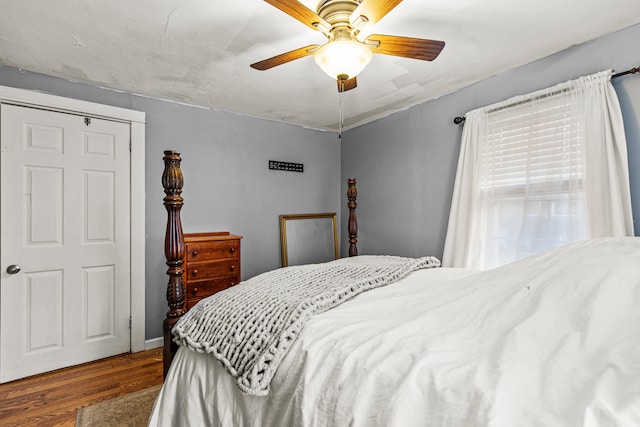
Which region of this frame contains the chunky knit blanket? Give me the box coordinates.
[172,255,440,395]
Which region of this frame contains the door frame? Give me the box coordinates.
[0,84,146,353]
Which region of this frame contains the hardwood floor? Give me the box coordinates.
[0,348,163,427]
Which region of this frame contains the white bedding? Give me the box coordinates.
[172,255,439,395]
[149,237,640,427]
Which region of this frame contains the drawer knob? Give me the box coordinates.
[192,287,198,294]
[192,250,199,257]
[192,269,198,276]
[230,247,236,253]
[230,265,235,271]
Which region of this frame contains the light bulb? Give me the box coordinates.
[314,39,373,80]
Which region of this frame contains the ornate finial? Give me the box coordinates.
[347,178,358,257]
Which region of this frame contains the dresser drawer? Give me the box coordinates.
[185,260,238,280]
[185,240,239,262]
[186,276,237,300]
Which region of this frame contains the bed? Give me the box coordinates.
[150,150,640,426]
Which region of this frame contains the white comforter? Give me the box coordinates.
[149,237,640,427]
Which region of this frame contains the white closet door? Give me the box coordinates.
[0,104,131,382]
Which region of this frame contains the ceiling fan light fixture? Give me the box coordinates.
[314,39,372,80]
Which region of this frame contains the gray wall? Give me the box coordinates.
[341,23,640,258]
[0,66,340,339]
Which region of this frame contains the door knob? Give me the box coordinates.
[6,264,21,274]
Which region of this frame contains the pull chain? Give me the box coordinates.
[338,80,344,139]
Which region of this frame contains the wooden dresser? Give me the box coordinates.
[183,232,242,309]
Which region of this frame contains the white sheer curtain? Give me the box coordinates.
[443,70,634,269]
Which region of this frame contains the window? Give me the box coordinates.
[443,71,633,269]
[478,94,587,267]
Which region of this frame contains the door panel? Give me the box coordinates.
[27,270,63,352]
[84,170,115,242]
[84,265,116,339]
[26,166,64,244]
[1,104,131,382]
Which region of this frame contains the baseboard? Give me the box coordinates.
[144,337,163,350]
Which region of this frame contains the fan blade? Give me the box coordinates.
[350,0,402,31]
[264,0,331,32]
[366,34,445,61]
[250,45,319,70]
[337,77,357,93]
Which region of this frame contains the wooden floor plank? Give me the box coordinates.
[0,348,163,426]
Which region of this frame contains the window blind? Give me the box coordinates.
[480,96,582,192]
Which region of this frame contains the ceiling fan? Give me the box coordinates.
[250,0,445,92]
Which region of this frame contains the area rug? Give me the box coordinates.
[75,384,161,427]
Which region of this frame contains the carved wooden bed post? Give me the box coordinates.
[347,178,358,257]
[162,150,186,378]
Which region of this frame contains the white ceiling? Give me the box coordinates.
[1,0,640,132]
